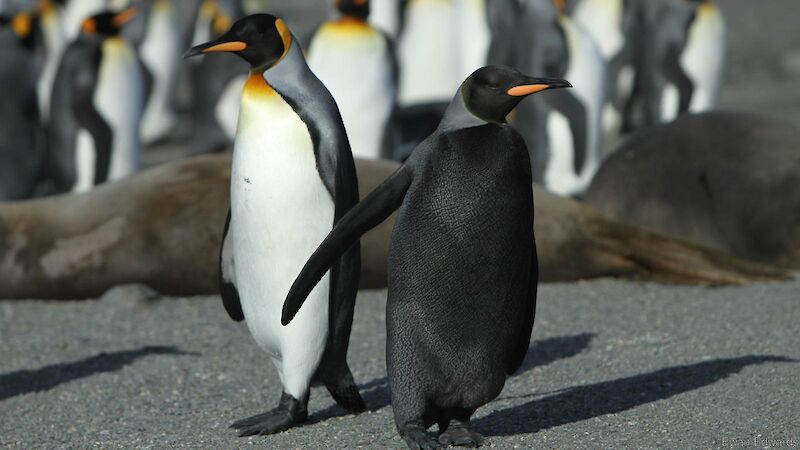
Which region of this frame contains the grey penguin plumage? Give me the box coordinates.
[184,13,366,436]
[47,8,146,193]
[0,10,44,200]
[283,66,571,448]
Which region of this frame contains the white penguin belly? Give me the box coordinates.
[231,78,333,395]
[73,130,95,193]
[398,0,460,106]
[308,23,394,160]
[573,0,624,61]
[370,0,400,37]
[140,0,182,143]
[95,38,144,182]
[37,10,65,121]
[544,17,606,197]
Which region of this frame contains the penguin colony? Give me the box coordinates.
[0,0,733,447]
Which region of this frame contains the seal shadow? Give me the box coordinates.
[306,333,596,424]
[0,346,194,401]
[473,355,797,437]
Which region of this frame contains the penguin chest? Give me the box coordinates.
[308,24,393,159]
[230,79,334,354]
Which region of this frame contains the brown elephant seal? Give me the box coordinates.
[0,153,787,300]
[586,111,800,269]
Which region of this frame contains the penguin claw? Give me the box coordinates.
[400,426,442,450]
[231,409,295,437]
[438,426,485,447]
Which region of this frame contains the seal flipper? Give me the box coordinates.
[282,164,415,325]
[219,209,243,321]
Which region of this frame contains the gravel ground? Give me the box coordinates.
[1,278,798,449]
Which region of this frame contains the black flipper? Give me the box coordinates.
[662,46,694,117]
[507,243,539,375]
[70,62,113,185]
[282,164,415,325]
[219,209,244,322]
[545,89,588,175]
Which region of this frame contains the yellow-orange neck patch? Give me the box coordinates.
[13,13,32,38]
[244,72,278,98]
[275,18,292,60]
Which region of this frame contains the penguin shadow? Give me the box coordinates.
[0,346,194,402]
[473,355,797,437]
[305,333,596,425]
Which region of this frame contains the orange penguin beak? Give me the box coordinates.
[113,7,139,28]
[507,78,572,97]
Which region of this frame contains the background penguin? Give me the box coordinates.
[307,0,397,160]
[61,0,110,38]
[368,0,400,37]
[48,8,146,193]
[507,0,606,196]
[187,0,247,154]
[184,13,366,435]
[0,9,44,200]
[572,0,640,147]
[633,0,725,127]
[283,66,571,449]
[35,0,66,121]
[138,0,182,144]
[453,0,491,82]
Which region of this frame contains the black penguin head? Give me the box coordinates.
[0,11,34,47]
[81,8,138,37]
[184,14,292,72]
[336,0,370,20]
[462,66,572,123]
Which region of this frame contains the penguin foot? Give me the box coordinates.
[325,370,367,413]
[438,423,484,447]
[400,425,442,450]
[230,392,308,437]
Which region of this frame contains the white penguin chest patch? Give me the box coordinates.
[308,19,393,159]
[230,73,333,359]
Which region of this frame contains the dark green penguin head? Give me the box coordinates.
[183,14,292,72]
[463,65,572,123]
[336,0,370,20]
[81,8,139,37]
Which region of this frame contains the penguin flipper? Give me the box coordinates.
[282,164,414,325]
[219,209,244,322]
[507,244,539,375]
[71,64,113,184]
[663,47,694,116]
[546,89,588,175]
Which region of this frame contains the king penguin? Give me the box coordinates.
[308,0,397,160]
[0,9,44,200]
[513,0,606,196]
[283,66,571,449]
[138,0,182,144]
[48,8,146,193]
[655,0,725,123]
[35,0,66,121]
[184,14,366,436]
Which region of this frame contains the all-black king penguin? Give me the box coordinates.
[48,8,146,193]
[284,66,571,448]
[184,14,366,436]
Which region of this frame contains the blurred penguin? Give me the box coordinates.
[35,0,66,121]
[308,0,397,160]
[652,0,725,123]
[368,0,399,37]
[138,0,182,144]
[572,0,640,145]
[454,0,491,82]
[48,8,146,193]
[511,0,606,196]
[0,9,44,200]
[187,0,247,154]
